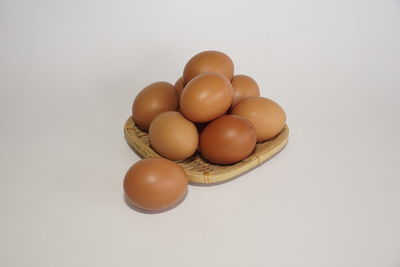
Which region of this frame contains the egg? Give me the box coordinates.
[174,76,184,97]
[199,115,257,164]
[183,51,234,85]
[123,158,188,211]
[149,111,198,161]
[180,73,233,123]
[231,74,260,108]
[231,97,286,142]
[132,82,178,130]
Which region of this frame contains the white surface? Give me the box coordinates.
[1,0,400,266]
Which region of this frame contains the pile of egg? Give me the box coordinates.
[124,51,286,212]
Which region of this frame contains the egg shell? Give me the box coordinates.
[180,73,233,123]
[174,76,184,97]
[149,111,198,161]
[231,97,286,142]
[183,51,234,85]
[123,158,188,211]
[132,82,178,130]
[199,114,257,165]
[231,74,260,108]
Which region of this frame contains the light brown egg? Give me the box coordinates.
[199,115,257,164]
[231,97,286,142]
[149,111,198,161]
[231,74,260,108]
[124,158,188,211]
[180,73,233,123]
[174,76,184,97]
[132,82,178,130]
[183,51,234,85]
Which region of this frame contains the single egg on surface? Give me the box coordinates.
[123,158,188,211]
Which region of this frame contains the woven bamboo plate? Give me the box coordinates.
[124,116,289,184]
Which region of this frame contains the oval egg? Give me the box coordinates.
[231,96,286,142]
[180,73,233,123]
[183,51,234,85]
[132,82,178,130]
[199,114,257,165]
[231,74,260,108]
[149,111,198,161]
[123,158,188,211]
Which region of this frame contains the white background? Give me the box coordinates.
[1,0,399,266]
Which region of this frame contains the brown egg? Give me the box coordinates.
[180,73,233,123]
[231,97,286,142]
[183,51,234,85]
[149,111,198,161]
[174,76,184,97]
[123,158,188,211]
[132,82,178,130]
[199,115,257,164]
[231,74,260,108]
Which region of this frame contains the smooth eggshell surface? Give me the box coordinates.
[183,51,234,85]
[123,158,188,211]
[231,74,260,108]
[132,82,178,130]
[180,73,233,123]
[231,96,286,142]
[199,115,257,165]
[149,111,198,161]
[174,76,184,97]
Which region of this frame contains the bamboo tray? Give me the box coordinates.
[124,116,289,184]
